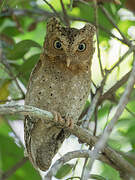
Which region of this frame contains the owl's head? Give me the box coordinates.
[43,17,96,73]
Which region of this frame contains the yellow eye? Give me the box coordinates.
[78,43,86,51]
[54,40,62,49]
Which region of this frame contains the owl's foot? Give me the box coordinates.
[65,117,74,129]
[52,111,74,129]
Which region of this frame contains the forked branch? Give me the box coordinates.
[0,104,135,179]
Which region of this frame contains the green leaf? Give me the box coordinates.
[0,121,41,180]
[19,54,40,73]
[90,174,108,180]
[101,163,121,180]
[15,54,40,85]
[2,26,20,36]
[6,40,41,60]
[0,80,11,104]
[55,164,73,179]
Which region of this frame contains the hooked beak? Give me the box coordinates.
[66,58,71,67]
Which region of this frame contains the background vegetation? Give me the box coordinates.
[0,0,135,179]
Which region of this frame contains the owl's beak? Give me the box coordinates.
[66,58,71,67]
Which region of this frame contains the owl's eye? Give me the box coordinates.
[78,43,86,51]
[54,40,62,49]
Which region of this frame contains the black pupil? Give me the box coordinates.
[78,44,85,51]
[56,41,61,49]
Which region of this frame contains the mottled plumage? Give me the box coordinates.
[24,17,95,171]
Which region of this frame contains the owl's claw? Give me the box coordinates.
[52,111,64,124]
[52,111,74,129]
[65,117,74,129]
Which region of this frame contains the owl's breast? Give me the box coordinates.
[25,64,91,122]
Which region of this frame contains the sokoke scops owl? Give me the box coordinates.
[24,17,95,171]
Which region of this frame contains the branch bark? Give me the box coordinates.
[82,52,135,180]
[0,8,130,46]
[0,104,135,179]
[45,150,93,180]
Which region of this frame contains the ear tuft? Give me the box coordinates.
[47,17,61,33]
[81,23,96,37]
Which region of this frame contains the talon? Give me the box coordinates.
[65,118,74,129]
[52,111,64,125]
[51,111,74,129]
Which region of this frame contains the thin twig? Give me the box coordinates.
[93,106,98,136]
[0,57,25,97]
[81,92,101,180]
[72,158,79,176]
[69,16,129,46]
[125,107,135,118]
[82,72,107,125]
[108,48,133,74]
[0,8,54,17]
[69,0,73,10]
[60,0,70,26]
[83,90,100,128]
[0,104,135,179]
[93,0,104,77]
[0,8,130,46]
[99,4,131,47]
[0,0,6,11]
[103,104,113,131]
[1,157,28,180]
[4,117,24,148]
[83,52,135,180]
[42,0,63,22]
[99,70,131,105]
[80,156,88,179]
[45,150,92,180]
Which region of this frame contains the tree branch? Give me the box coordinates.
[82,52,135,180]
[80,69,132,121]
[0,54,25,97]
[99,4,131,47]
[1,8,131,47]
[0,104,135,179]
[45,150,93,179]
[99,70,131,104]
[42,0,62,22]
[60,0,70,26]
[93,0,104,77]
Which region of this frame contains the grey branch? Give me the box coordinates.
[0,104,135,179]
[83,90,101,128]
[0,8,130,46]
[0,104,53,121]
[45,150,92,180]
[82,52,135,180]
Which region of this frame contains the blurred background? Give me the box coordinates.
[0,0,135,179]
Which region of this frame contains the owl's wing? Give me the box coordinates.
[24,58,42,159]
[26,58,42,92]
[24,115,36,154]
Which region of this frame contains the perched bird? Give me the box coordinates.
[24,17,95,171]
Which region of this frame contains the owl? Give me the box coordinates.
[24,17,95,171]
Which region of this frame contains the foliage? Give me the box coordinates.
[0,0,135,179]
